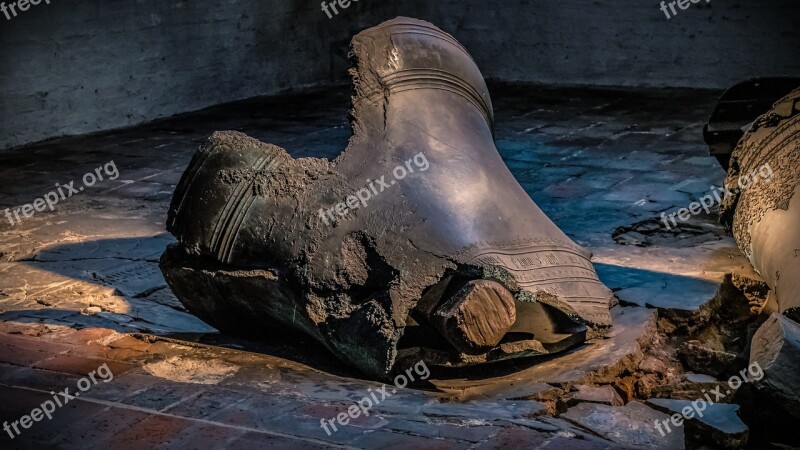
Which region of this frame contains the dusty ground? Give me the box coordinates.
[0,83,768,449]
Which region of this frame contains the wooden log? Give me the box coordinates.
[431,279,517,354]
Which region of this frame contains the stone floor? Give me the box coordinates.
[0,83,762,449]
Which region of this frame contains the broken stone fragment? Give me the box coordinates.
[677,340,738,379]
[656,271,762,336]
[635,374,662,399]
[614,375,638,403]
[650,380,731,402]
[749,313,800,419]
[449,381,567,416]
[564,384,624,407]
[561,401,685,450]
[729,270,770,315]
[159,17,614,379]
[462,381,565,403]
[646,398,748,449]
[510,383,566,416]
[639,355,668,375]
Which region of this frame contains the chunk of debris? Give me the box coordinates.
[677,340,738,378]
[650,380,732,402]
[565,384,624,407]
[635,374,662,399]
[639,356,668,375]
[749,313,800,419]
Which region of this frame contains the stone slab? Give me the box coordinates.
[562,401,685,450]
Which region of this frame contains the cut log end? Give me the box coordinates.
[433,279,517,354]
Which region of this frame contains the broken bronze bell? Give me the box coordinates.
[160,17,614,379]
[714,84,800,418]
[718,85,800,318]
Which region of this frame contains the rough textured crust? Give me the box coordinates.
[722,88,800,255]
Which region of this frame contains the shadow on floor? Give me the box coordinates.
[5,235,722,384]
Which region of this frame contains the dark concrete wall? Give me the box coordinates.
[1,0,798,150]
[0,0,343,150]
